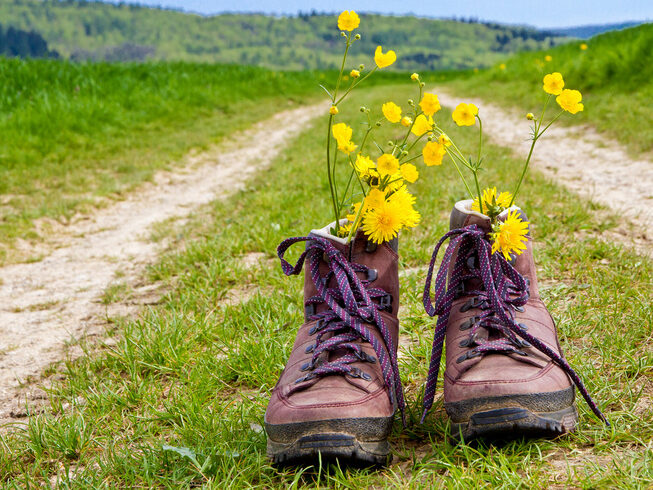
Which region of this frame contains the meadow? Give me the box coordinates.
[450,23,653,155]
[0,80,650,487]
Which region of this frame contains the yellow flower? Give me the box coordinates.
[388,186,420,228]
[471,187,513,214]
[365,188,386,209]
[411,114,434,136]
[411,73,420,81]
[329,106,339,115]
[452,103,478,127]
[332,122,352,146]
[362,200,403,244]
[354,154,376,178]
[499,63,506,70]
[526,112,534,120]
[544,55,552,62]
[419,93,441,117]
[338,10,360,31]
[400,163,419,183]
[350,69,360,78]
[382,101,402,123]
[490,209,530,260]
[422,140,446,166]
[338,140,357,154]
[374,46,396,68]
[543,72,564,95]
[377,153,399,176]
[438,134,452,147]
[580,43,588,50]
[556,89,584,114]
[337,222,353,238]
[400,116,412,127]
[346,201,367,225]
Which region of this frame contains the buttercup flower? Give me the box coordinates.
[382,101,402,123]
[338,140,357,154]
[499,63,506,70]
[422,140,446,166]
[362,199,403,244]
[411,114,433,136]
[471,187,513,214]
[526,112,534,120]
[438,134,452,147]
[419,93,441,116]
[400,116,412,127]
[365,188,386,209]
[411,73,420,81]
[452,103,478,126]
[329,106,339,115]
[400,163,419,183]
[580,43,588,50]
[556,89,584,114]
[354,154,376,178]
[544,55,552,62]
[374,46,396,68]
[350,69,360,78]
[543,72,564,95]
[377,153,399,176]
[338,10,360,31]
[490,209,530,260]
[332,122,352,146]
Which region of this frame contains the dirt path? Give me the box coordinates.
[436,88,653,255]
[0,101,325,426]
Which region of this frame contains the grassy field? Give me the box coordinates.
[0,83,650,487]
[448,23,653,156]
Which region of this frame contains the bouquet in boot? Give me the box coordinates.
[418,72,609,438]
[265,10,440,464]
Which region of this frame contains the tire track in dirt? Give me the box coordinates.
[0,101,325,426]
[436,88,653,255]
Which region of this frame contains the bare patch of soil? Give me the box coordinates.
[0,102,325,428]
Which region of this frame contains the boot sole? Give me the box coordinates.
[265,417,393,466]
[445,387,579,441]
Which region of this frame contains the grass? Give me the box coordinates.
[0,82,650,487]
[446,23,653,156]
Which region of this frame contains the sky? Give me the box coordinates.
[101,0,653,28]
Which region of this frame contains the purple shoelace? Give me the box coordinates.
[277,235,405,421]
[421,224,609,425]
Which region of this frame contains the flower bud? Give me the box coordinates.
[410,73,419,81]
[354,34,361,40]
[401,116,412,127]
[526,112,534,120]
[401,150,408,156]
[350,69,360,78]
[329,106,339,115]
[420,82,425,87]
[375,121,381,127]
[387,140,394,146]
[358,64,365,70]
[407,99,414,106]
[340,31,346,37]
[360,106,366,112]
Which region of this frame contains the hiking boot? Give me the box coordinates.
[421,200,608,440]
[265,223,404,465]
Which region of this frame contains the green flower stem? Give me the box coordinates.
[335,66,377,105]
[444,147,474,198]
[325,114,341,232]
[474,115,484,214]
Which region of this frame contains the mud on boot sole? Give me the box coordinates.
[265,417,393,466]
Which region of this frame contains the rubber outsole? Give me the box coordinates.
[448,405,578,441]
[265,417,393,466]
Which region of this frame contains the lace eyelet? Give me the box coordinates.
[305,344,315,353]
[366,268,378,282]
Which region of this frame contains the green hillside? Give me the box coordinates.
[449,23,653,154]
[0,0,568,69]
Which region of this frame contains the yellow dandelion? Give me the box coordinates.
[411,114,434,136]
[382,101,402,123]
[422,140,446,166]
[419,93,441,116]
[543,72,565,95]
[472,187,513,214]
[556,89,584,114]
[377,153,399,176]
[388,187,420,228]
[490,209,530,260]
[400,163,419,183]
[337,10,360,31]
[362,200,403,244]
[452,102,478,127]
[374,46,396,68]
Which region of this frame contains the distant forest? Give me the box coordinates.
[0,0,570,69]
[0,23,58,58]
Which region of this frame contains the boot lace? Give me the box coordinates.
[421,225,608,425]
[277,235,405,421]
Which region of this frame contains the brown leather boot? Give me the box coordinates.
[265,223,404,464]
[421,200,608,440]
